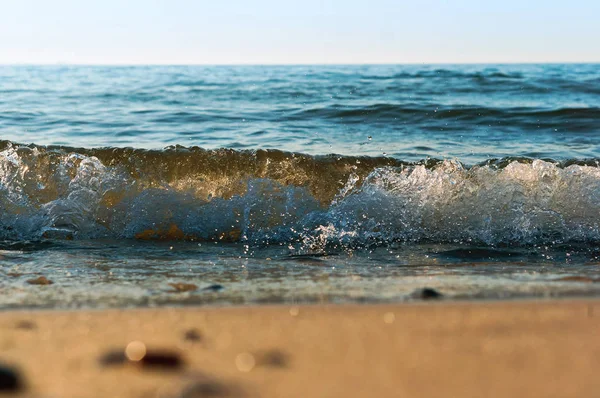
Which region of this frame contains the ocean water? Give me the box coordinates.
[1,64,600,308]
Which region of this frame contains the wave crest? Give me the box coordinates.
[303,159,600,249]
[2,141,600,247]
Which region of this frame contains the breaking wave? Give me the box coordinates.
[2,140,600,248]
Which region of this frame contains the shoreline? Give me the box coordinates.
[1,299,600,397]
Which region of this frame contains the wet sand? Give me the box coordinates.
[1,300,599,397]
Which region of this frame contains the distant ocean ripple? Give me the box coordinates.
[0,64,598,161]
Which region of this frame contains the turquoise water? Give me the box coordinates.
[1,64,600,308]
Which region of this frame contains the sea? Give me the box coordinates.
[1,64,599,308]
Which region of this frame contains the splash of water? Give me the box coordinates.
[2,141,600,248]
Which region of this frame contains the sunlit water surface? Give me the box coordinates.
[1,64,599,308]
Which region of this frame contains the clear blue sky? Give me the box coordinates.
[1,0,598,64]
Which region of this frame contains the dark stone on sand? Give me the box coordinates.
[412,287,443,300]
[0,365,23,392]
[15,320,36,330]
[184,328,202,342]
[204,284,224,292]
[99,349,184,370]
[258,349,289,368]
[181,381,230,397]
[139,351,184,370]
[99,350,127,366]
[168,282,198,293]
[26,276,53,285]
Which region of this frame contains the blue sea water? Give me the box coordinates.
[1,64,600,308]
[1,64,598,161]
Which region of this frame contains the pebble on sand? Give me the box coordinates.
[99,350,127,366]
[0,365,23,392]
[412,287,443,300]
[168,282,198,293]
[203,284,224,292]
[184,328,202,342]
[15,320,36,330]
[137,350,184,370]
[100,346,184,370]
[26,276,53,285]
[256,349,289,368]
[181,382,232,397]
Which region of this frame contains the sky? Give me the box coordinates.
[0,0,598,64]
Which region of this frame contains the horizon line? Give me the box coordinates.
[1,61,599,67]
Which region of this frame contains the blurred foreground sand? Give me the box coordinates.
[1,300,599,397]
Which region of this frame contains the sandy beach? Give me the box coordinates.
[1,299,599,397]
